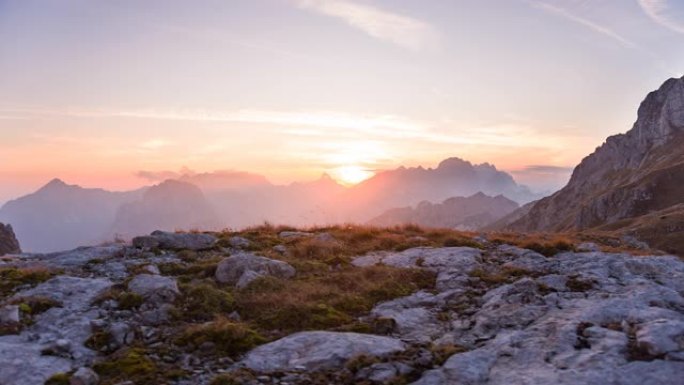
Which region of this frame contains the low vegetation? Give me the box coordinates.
[0,266,54,297]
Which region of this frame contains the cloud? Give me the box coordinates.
[529,1,636,48]
[638,0,684,34]
[294,0,436,50]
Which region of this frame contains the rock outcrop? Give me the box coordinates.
[215,252,296,288]
[133,230,218,251]
[506,75,684,254]
[240,331,406,372]
[0,223,20,256]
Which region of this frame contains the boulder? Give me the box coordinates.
[133,231,217,251]
[241,331,406,372]
[127,274,179,303]
[215,253,296,286]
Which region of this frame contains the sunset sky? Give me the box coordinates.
[1,0,683,204]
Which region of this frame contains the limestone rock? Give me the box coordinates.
[133,231,217,251]
[241,331,406,372]
[0,305,20,325]
[127,274,179,303]
[215,252,295,286]
[70,367,99,385]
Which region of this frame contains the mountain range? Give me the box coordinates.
[0,158,538,252]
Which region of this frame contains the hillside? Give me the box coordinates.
[506,75,684,254]
[0,226,681,385]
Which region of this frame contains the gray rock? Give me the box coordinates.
[109,322,134,347]
[576,242,601,252]
[0,305,20,325]
[636,319,684,356]
[132,235,160,249]
[278,231,313,239]
[228,236,251,249]
[272,245,288,255]
[0,276,112,384]
[357,362,399,383]
[70,367,99,385]
[38,245,125,269]
[236,270,264,289]
[141,264,160,275]
[379,247,482,271]
[215,253,295,286]
[241,331,406,372]
[127,274,179,303]
[141,231,217,250]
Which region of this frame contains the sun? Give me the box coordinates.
[333,165,375,186]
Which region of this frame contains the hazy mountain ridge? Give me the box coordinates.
[0,158,536,252]
[505,75,684,254]
[0,179,144,253]
[368,192,520,230]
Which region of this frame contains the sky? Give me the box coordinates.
[1,0,683,204]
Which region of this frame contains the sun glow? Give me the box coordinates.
[333,165,375,185]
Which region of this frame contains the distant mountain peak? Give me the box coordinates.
[437,157,472,170]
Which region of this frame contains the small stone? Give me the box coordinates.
[141,264,160,275]
[70,367,99,385]
[229,236,251,249]
[0,305,20,325]
[576,242,601,252]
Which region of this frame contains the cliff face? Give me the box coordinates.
[508,76,684,252]
[0,223,21,255]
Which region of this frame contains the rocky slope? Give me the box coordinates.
[0,227,682,384]
[506,76,684,254]
[369,193,519,230]
[0,223,20,256]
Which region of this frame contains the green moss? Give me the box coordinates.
[177,318,266,357]
[85,331,112,352]
[0,267,54,297]
[117,292,144,310]
[44,372,70,385]
[173,281,235,322]
[93,348,157,383]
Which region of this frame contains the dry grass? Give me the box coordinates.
[236,266,435,335]
[0,266,54,298]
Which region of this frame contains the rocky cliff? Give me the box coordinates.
[0,223,20,256]
[507,75,684,254]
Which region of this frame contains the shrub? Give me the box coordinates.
[44,373,71,385]
[177,317,266,357]
[0,267,53,297]
[93,348,157,383]
[173,281,235,322]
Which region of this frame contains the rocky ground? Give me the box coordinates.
[0,226,682,385]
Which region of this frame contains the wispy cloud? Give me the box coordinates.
[638,0,684,34]
[293,0,437,50]
[529,1,636,48]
